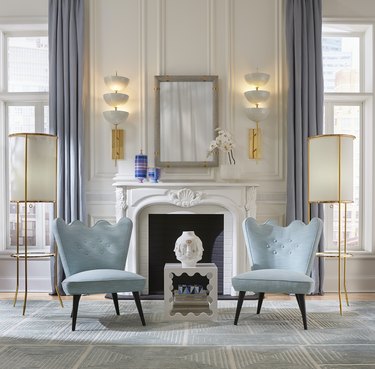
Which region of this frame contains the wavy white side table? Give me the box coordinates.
[164,263,218,320]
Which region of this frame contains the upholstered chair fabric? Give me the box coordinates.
[52,217,146,330]
[232,217,323,330]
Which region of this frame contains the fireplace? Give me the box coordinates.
[148,214,224,295]
[113,182,258,296]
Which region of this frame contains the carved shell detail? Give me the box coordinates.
[168,188,203,207]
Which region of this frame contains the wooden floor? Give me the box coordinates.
[1,292,375,301]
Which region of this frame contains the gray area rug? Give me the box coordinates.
[0,299,375,369]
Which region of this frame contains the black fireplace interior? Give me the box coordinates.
[148,214,224,295]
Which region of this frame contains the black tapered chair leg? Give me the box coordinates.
[256,292,265,314]
[132,291,146,326]
[112,293,120,315]
[72,295,81,331]
[234,291,246,325]
[296,294,307,330]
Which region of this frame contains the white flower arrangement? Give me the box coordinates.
[207,128,236,165]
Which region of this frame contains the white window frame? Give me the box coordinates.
[0,22,48,254]
[322,21,375,256]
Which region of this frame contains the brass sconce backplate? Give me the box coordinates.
[112,129,124,160]
[249,127,261,160]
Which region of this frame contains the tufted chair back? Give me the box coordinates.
[242,217,323,276]
[52,217,133,277]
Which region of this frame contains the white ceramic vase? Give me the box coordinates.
[174,231,203,268]
[219,164,237,181]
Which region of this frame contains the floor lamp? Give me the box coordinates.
[9,133,63,315]
[308,134,355,315]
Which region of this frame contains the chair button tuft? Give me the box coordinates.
[266,244,270,248]
[273,239,277,243]
[273,250,277,254]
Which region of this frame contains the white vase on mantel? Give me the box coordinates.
[219,164,237,181]
[174,231,203,268]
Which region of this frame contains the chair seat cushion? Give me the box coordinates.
[232,269,314,294]
[62,269,146,295]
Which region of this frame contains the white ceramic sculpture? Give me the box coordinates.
[174,231,204,268]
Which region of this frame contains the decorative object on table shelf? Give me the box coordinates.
[103,72,129,164]
[135,151,148,182]
[148,167,161,183]
[207,128,235,165]
[8,133,63,315]
[174,231,203,268]
[177,284,204,295]
[308,134,355,315]
[244,71,270,160]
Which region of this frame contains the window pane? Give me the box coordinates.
[44,105,49,133]
[8,106,35,133]
[7,36,48,92]
[330,105,360,250]
[322,37,360,92]
[9,203,53,248]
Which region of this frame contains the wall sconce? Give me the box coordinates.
[103,73,129,163]
[244,72,270,160]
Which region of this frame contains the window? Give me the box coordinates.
[0,27,49,252]
[322,23,373,253]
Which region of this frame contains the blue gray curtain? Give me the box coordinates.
[49,0,85,293]
[285,0,324,294]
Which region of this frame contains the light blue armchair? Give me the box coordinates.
[232,217,323,330]
[52,217,146,331]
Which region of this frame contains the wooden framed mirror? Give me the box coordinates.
[155,75,219,167]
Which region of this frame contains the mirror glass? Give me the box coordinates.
[155,75,218,167]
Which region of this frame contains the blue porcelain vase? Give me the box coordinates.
[135,152,148,182]
[147,167,160,183]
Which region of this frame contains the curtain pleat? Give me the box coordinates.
[48,0,85,294]
[285,0,324,294]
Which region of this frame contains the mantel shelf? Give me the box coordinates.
[113,180,259,188]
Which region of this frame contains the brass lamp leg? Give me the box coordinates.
[343,203,349,306]
[53,202,63,308]
[338,202,343,316]
[23,202,28,316]
[13,202,20,307]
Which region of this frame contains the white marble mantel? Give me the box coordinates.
[113,181,258,294]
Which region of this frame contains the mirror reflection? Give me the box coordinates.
[155,75,218,167]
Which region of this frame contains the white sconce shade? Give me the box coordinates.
[244,90,270,104]
[103,110,129,125]
[245,72,270,87]
[104,75,129,92]
[245,107,270,122]
[308,134,355,203]
[103,93,129,107]
[9,133,57,202]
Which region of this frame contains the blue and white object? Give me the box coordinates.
[135,151,148,182]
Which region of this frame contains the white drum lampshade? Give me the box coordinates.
[308,134,355,203]
[9,133,57,202]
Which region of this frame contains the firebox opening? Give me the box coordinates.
[148,214,224,295]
